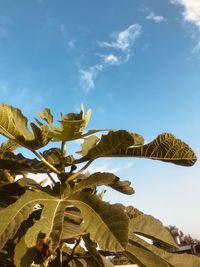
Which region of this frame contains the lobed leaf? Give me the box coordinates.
[98,133,197,167]
[68,192,129,252]
[0,152,52,173]
[48,105,92,142]
[128,235,200,267]
[83,130,144,160]
[25,199,67,252]
[125,242,171,267]
[37,108,54,128]
[0,190,63,250]
[128,209,177,248]
[71,172,134,196]
[72,172,117,194]
[0,104,50,149]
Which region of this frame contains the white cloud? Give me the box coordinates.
[87,159,134,175]
[79,24,141,92]
[103,54,121,65]
[100,24,142,51]
[146,12,166,23]
[172,0,200,28]
[171,1,200,55]
[79,64,103,92]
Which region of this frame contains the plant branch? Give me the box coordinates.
[67,160,93,182]
[32,150,61,175]
[6,136,62,175]
[62,238,81,266]
[47,172,56,185]
[61,141,67,172]
[61,141,67,157]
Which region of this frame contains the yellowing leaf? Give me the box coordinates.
[48,105,92,142]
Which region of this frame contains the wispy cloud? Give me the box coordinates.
[103,54,121,65]
[87,159,133,175]
[79,24,142,92]
[79,64,103,92]
[100,24,141,51]
[171,0,200,28]
[171,1,200,54]
[146,12,166,23]
[59,23,76,50]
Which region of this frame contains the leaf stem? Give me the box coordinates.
[32,150,61,175]
[61,141,67,172]
[61,141,67,157]
[47,172,56,185]
[62,238,81,266]
[67,160,93,182]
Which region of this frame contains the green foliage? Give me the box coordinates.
[0,104,198,267]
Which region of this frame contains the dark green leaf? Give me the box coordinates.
[83,130,144,160]
[99,133,197,167]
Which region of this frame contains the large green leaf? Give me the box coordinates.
[70,172,134,196]
[127,206,177,248]
[82,130,144,160]
[68,192,129,252]
[61,221,85,241]
[71,172,117,193]
[0,104,50,149]
[0,104,33,141]
[128,235,200,267]
[0,152,51,173]
[0,190,69,252]
[0,191,39,250]
[25,200,67,252]
[125,242,171,267]
[82,133,196,167]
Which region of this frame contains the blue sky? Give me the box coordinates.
[0,0,200,238]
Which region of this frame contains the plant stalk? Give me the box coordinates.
[67,160,93,182]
